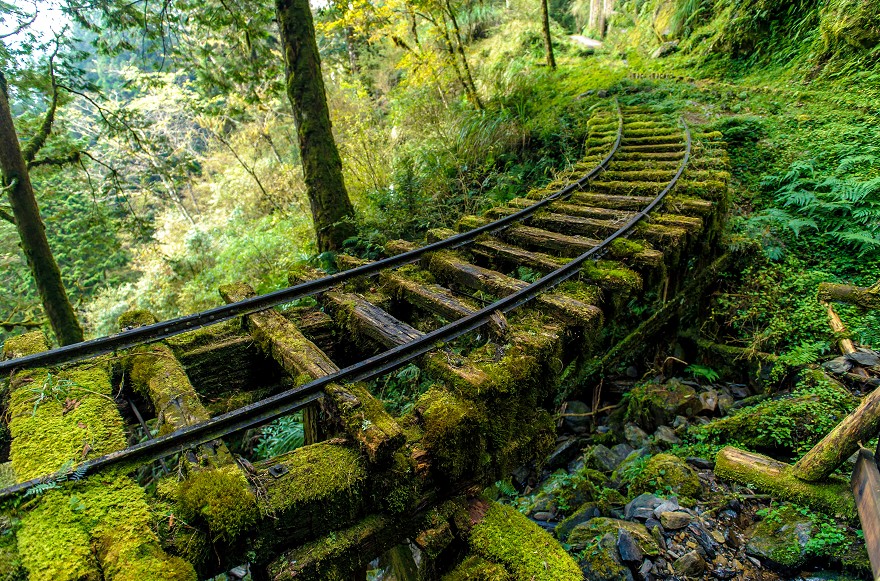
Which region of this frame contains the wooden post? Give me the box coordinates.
[851,448,880,580]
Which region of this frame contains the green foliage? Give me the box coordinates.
[253,415,304,461]
[374,363,432,415]
[684,364,720,382]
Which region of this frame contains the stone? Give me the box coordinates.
[611,443,634,463]
[728,384,750,399]
[659,511,692,530]
[631,507,656,521]
[615,448,650,480]
[570,518,659,557]
[847,348,880,367]
[653,425,680,446]
[555,503,601,540]
[625,493,662,520]
[532,511,553,521]
[546,438,582,469]
[630,454,701,499]
[589,444,624,472]
[625,423,651,448]
[672,415,689,429]
[653,498,680,517]
[580,532,634,581]
[697,390,718,414]
[717,393,735,414]
[711,567,737,579]
[626,365,639,378]
[745,505,814,568]
[638,559,653,579]
[626,379,700,431]
[686,456,713,470]
[617,528,644,563]
[672,550,705,576]
[560,400,591,433]
[688,522,718,559]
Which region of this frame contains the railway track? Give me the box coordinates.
[0,100,730,580]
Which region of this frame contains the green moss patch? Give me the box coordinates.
[630,453,701,500]
[468,501,581,580]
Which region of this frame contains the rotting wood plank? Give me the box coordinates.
[380,271,477,321]
[525,211,688,247]
[851,448,880,580]
[220,282,403,460]
[323,291,422,349]
[425,250,603,330]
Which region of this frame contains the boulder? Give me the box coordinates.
[631,454,701,499]
[745,505,813,568]
[569,518,659,557]
[560,400,591,433]
[672,550,705,576]
[625,423,652,449]
[625,379,699,432]
[659,510,692,530]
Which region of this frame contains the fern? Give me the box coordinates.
[23,481,59,498]
[253,415,304,460]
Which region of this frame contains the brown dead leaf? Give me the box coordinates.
[81,443,92,459]
[62,398,80,415]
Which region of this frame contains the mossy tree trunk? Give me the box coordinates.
[275,0,356,252]
[0,73,83,345]
[540,0,556,69]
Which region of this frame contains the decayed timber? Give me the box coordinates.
[851,448,880,579]
[819,282,880,310]
[715,446,855,518]
[380,271,476,321]
[525,211,688,247]
[219,282,403,459]
[118,309,232,467]
[792,374,880,481]
[425,250,603,329]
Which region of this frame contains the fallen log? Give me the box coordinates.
[818,281,880,310]
[714,446,855,518]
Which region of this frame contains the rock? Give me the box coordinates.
[560,400,591,433]
[546,438,582,469]
[615,448,650,481]
[823,356,852,374]
[653,425,681,446]
[672,415,689,429]
[532,511,553,521]
[611,443,634,463]
[717,393,735,414]
[638,559,653,580]
[580,532,634,581]
[570,518,659,557]
[631,454,701,499]
[746,505,813,568]
[659,510,692,530]
[687,522,718,559]
[728,384,750,399]
[625,379,699,431]
[652,498,679,517]
[848,349,880,367]
[625,493,662,520]
[617,528,644,563]
[597,89,609,98]
[625,423,652,448]
[626,365,639,378]
[555,503,601,540]
[631,507,656,521]
[588,444,625,472]
[710,567,737,579]
[672,550,705,576]
[686,456,714,470]
[525,492,552,516]
[697,390,718,414]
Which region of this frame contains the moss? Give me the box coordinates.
[0,464,16,489]
[441,555,510,580]
[695,376,856,457]
[469,501,581,580]
[259,442,368,527]
[568,517,659,556]
[630,453,701,500]
[715,447,855,518]
[175,465,257,543]
[416,388,488,481]
[268,515,392,581]
[0,515,25,581]
[746,505,811,567]
[117,310,157,329]
[19,472,196,581]
[624,379,698,432]
[608,237,648,259]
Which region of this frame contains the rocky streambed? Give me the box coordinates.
[493,373,870,580]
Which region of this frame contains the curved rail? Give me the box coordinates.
[0,117,691,501]
[0,103,624,374]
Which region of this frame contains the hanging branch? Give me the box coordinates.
[0,1,38,39]
[21,40,62,164]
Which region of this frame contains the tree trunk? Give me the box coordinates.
[0,74,83,345]
[818,281,880,310]
[540,0,556,69]
[275,0,356,252]
[345,27,359,74]
[443,0,484,110]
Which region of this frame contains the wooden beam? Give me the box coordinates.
[851,448,880,580]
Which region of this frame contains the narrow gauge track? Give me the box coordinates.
[0,102,698,506]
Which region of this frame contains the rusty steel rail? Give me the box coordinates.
[0,102,623,375]
[0,117,691,501]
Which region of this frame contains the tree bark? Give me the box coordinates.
[818,281,880,310]
[443,0,483,110]
[540,0,556,69]
[275,0,356,252]
[0,73,83,345]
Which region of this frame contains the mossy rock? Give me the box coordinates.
[468,501,581,580]
[578,532,633,581]
[441,556,510,580]
[820,0,880,51]
[695,375,857,457]
[624,379,698,432]
[568,517,659,556]
[630,454,700,500]
[745,505,813,568]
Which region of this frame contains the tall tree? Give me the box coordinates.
[541,0,556,69]
[0,72,83,345]
[275,0,356,252]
